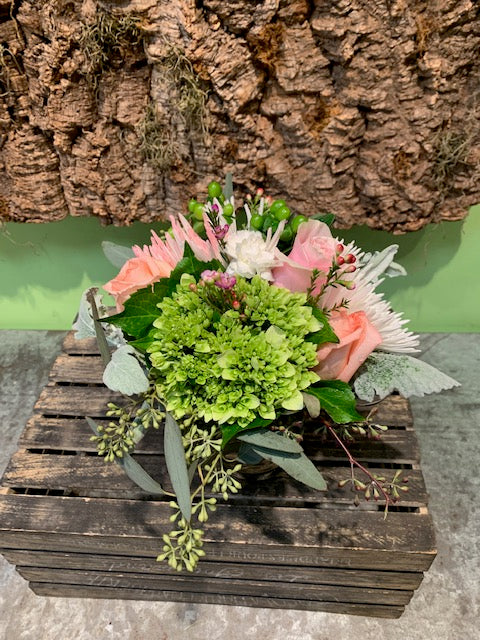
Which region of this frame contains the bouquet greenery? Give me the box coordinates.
[75,176,459,572]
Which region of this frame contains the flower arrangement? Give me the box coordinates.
[76,176,459,572]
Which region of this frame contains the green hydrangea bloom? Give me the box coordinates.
[148,274,320,427]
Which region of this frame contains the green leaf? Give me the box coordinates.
[128,329,157,353]
[306,308,339,345]
[101,280,172,339]
[248,444,327,491]
[237,429,303,453]
[312,212,335,227]
[354,353,460,401]
[308,380,364,424]
[102,241,135,269]
[86,418,165,495]
[102,345,149,395]
[221,417,272,448]
[169,244,222,284]
[164,412,191,521]
[224,173,233,201]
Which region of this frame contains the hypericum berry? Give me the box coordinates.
[188,198,197,213]
[263,215,278,232]
[291,215,308,233]
[207,181,222,199]
[223,203,234,217]
[345,253,356,264]
[274,205,291,221]
[269,199,286,214]
[232,300,241,310]
[192,203,205,220]
[280,224,293,242]
[250,214,264,230]
[336,255,345,266]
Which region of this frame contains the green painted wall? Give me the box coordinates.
[1,205,479,331]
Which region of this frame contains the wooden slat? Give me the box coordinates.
[18,416,161,454]
[0,494,436,571]
[1,549,424,590]
[35,385,122,416]
[1,451,427,507]
[24,409,420,464]
[49,354,106,385]
[31,583,405,618]
[62,333,99,355]
[18,566,413,606]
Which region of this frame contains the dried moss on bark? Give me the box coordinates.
[0,0,479,230]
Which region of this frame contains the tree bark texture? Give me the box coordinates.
[0,0,479,231]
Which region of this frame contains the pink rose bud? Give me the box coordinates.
[232,300,241,310]
[212,203,219,213]
[256,187,264,196]
[246,193,252,201]
[344,265,357,273]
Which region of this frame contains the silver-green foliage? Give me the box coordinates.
[354,352,460,401]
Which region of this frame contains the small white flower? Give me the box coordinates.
[224,228,284,280]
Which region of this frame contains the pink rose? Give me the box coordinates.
[104,255,173,310]
[272,220,337,293]
[314,309,382,382]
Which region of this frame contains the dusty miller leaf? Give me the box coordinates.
[354,352,460,401]
[102,345,149,395]
[73,289,125,347]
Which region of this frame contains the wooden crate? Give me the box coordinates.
[0,332,436,618]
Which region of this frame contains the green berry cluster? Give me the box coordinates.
[250,196,308,244]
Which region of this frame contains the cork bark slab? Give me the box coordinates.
[0,1,479,231]
[0,332,437,618]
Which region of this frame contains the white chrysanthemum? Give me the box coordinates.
[321,241,420,354]
[224,226,285,280]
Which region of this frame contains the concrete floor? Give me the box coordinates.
[0,331,478,640]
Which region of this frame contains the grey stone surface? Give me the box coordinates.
[0,331,478,640]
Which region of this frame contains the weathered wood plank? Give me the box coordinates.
[1,549,424,590]
[62,333,99,355]
[1,452,427,507]
[18,416,161,454]
[47,351,414,427]
[0,495,436,571]
[30,583,405,618]
[49,354,106,385]
[18,566,413,605]
[26,402,421,463]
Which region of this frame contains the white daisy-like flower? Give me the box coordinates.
[321,241,420,354]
